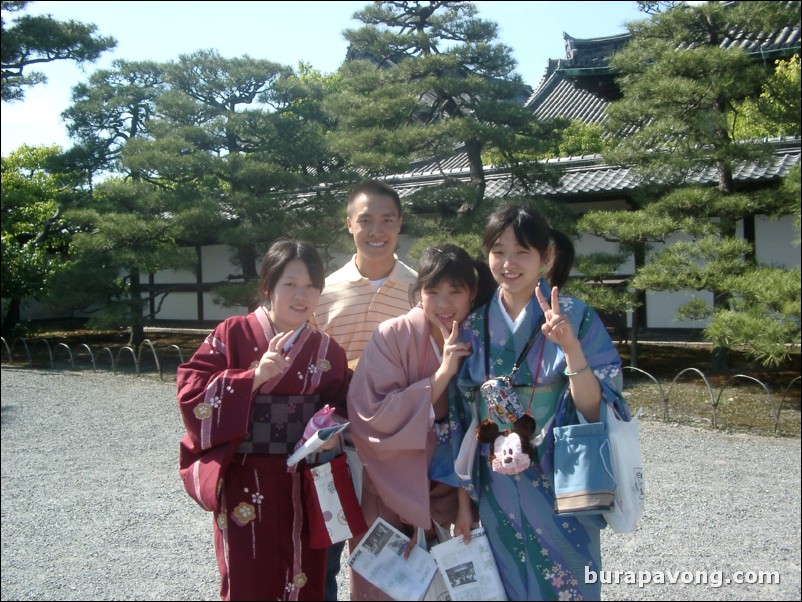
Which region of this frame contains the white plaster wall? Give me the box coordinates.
[203,292,248,321]
[153,292,197,321]
[202,244,241,282]
[151,264,195,285]
[574,233,636,275]
[645,290,714,329]
[755,215,800,268]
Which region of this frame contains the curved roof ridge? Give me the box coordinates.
[562,31,633,45]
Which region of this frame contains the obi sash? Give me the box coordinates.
[237,393,321,455]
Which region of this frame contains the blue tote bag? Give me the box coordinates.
[553,401,616,516]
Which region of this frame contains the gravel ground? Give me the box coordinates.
[1,366,800,601]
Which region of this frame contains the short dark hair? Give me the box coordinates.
[258,239,325,301]
[347,179,402,216]
[410,244,496,309]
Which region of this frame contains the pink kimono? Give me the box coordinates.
[347,306,459,601]
[177,307,349,601]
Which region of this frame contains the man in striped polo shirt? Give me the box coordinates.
[316,179,418,370]
[314,179,417,601]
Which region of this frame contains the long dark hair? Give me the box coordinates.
[410,244,496,309]
[482,205,574,289]
[258,239,325,302]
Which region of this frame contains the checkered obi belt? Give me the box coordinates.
[236,393,322,455]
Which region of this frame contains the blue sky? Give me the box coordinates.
[1,1,644,156]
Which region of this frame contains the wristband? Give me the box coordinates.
[564,364,590,377]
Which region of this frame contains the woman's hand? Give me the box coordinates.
[430,321,472,418]
[536,286,579,352]
[252,329,295,391]
[537,286,601,421]
[453,489,475,545]
[403,526,433,560]
[438,321,472,380]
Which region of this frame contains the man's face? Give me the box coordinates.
[346,193,402,264]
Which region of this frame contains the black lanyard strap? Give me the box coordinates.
[483,302,544,383]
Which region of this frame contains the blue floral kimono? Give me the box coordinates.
[450,281,628,601]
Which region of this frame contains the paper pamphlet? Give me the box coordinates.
[429,528,506,601]
[286,422,349,467]
[348,517,438,601]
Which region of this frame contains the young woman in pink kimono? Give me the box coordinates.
[176,239,349,601]
[346,244,495,601]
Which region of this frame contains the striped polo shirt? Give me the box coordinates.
[315,255,418,367]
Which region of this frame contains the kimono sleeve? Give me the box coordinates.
[560,301,629,425]
[176,316,259,512]
[347,322,435,527]
[348,326,432,454]
[176,317,261,451]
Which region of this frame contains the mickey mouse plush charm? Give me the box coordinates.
[476,414,536,475]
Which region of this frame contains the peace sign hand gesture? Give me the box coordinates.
[536,285,601,421]
[438,321,472,380]
[253,329,295,389]
[430,321,472,419]
[536,286,578,351]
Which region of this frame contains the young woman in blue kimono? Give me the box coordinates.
[450,205,629,601]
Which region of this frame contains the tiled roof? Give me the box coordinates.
[524,1,800,114]
[385,2,801,202]
[558,33,631,70]
[525,70,611,125]
[387,137,801,200]
[553,2,800,71]
[684,1,801,55]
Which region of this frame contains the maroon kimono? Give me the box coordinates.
[177,307,349,601]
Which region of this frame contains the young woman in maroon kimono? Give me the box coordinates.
[177,239,349,601]
[346,244,495,601]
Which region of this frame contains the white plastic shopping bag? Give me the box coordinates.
[603,407,645,533]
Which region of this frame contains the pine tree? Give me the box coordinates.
[1,1,115,102]
[326,1,564,224]
[597,0,801,367]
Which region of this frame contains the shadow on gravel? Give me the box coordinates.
[1,403,17,425]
